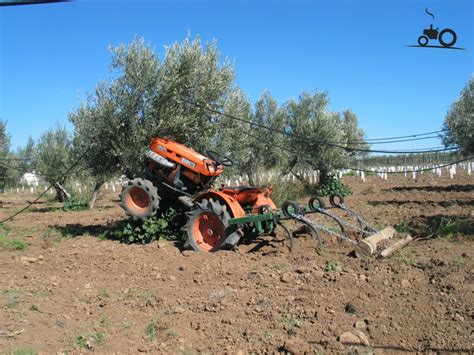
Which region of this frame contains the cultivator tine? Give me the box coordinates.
[276,221,294,252]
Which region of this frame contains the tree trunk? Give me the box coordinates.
[54,182,71,202]
[247,172,255,186]
[319,167,330,185]
[88,178,104,210]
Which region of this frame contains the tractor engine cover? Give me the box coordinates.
[149,137,223,177]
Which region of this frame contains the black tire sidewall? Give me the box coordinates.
[438,29,457,47]
[418,35,429,46]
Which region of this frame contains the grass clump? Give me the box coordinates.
[395,219,411,234]
[428,217,462,238]
[2,289,22,308]
[75,331,104,350]
[145,321,159,340]
[12,349,36,355]
[0,224,28,251]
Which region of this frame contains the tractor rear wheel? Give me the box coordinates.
[183,198,240,252]
[120,178,160,221]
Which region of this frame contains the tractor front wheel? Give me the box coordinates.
[418,35,429,46]
[120,178,160,221]
[183,198,240,252]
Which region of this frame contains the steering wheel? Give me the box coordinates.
[206,150,234,167]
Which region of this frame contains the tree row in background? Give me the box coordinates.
[0,36,472,206]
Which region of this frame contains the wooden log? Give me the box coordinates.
[354,227,396,257]
[379,235,414,258]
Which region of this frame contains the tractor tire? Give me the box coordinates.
[438,28,457,47]
[120,178,160,221]
[418,35,429,46]
[183,198,241,252]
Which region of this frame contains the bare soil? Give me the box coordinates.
[0,173,473,354]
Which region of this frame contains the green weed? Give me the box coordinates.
[0,224,28,251]
[2,289,22,308]
[145,321,158,340]
[62,196,89,212]
[452,256,465,268]
[395,219,411,234]
[75,335,87,349]
[12,349,37,355]
[429,217,461,238]
[104,208,181,244]
[324,261,341,272]
[313,176,352,197]
[282,317,303,328]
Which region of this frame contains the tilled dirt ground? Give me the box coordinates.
[0,173,473,354]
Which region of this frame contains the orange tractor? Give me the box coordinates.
[120,137,394,255]
[120,137,277,251]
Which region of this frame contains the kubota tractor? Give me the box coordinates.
[120,137,408,257]
[120,137,276,251]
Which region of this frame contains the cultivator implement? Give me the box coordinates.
[227,193,410,257]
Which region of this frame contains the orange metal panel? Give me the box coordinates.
[149,137,223,177]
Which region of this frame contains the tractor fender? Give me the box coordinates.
[194,191,246,219]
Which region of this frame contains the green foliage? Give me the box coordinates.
[70,35,235,181]
[282,317,303,328]
[443,77,474,154]
[145,321,158,340]
[75,335,87,349]
[428,217,461,237]
[269,179,307,206]
[313,176,352,197]
[2,288,22,308]
[324,261,341,272]
[62,195,89,212]
[12,349,36,355]
[0,224,28,251]
[36,124,71,184]
[395,219,411,234]
[69,36,367,191]
[75,331,104,350]
[104,208,181,244]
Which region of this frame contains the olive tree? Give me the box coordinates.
[0,119,12,192]
[70,36,235,208]
[36,125,72,202]
[283,92,367,184]
[443,78,474,154]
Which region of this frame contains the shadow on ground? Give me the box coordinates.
[407,214,474,238]
[384,184,474,193]
[369,199,474,207]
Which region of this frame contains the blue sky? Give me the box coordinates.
[0,0,472,151]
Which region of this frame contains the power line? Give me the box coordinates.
[362,129,446,142]
[183,99,457,154]
[348,135,445,145]
[242,130,469,174]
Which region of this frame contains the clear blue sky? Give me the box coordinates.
[0,0,472,151]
